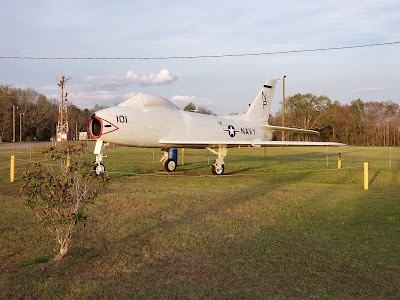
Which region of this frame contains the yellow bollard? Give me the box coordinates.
[181,148,185,166]
[338,152,342,170]
[67,154,71,168]
[10,155,15,183]
[364,162,369,191]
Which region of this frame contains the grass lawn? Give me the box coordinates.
[0,144,399,299]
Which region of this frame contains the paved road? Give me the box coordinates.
[0,141,90,151]
[0,141,53,151]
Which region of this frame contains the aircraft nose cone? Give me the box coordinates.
[89,115,119,138]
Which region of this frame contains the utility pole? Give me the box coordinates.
[12,105,18,143]
[12,104,18,155]
[19,112,24,142]
[56,76,71,143]
[282,75,286,141]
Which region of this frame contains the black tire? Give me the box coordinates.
[211,164,224,175]
[94,163,105,175]
[164,159,177,172]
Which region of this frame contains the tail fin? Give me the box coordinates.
[244,79,277,121]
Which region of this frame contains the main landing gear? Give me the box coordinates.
[160,149,177,172]
[161,147,228,175]
[208,146,227,175]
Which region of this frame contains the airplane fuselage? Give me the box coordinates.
[90,105,274,148]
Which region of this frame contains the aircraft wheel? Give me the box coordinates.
[164,159,177,172]
[94,163,105,175]
[211,164,224,175]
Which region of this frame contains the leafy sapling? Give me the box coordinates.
[21,146,108,261]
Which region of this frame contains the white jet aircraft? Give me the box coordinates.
[89,79,344,175]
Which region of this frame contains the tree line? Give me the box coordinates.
[270,94,400,146]
[1,85,399,146]
[0,85,95,142]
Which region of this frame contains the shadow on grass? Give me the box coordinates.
[369,170,380,188]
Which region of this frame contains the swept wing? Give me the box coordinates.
[159,139,345,148]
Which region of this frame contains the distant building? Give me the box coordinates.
[79,132,88,141]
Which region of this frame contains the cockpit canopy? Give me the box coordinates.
[118,93,180,110]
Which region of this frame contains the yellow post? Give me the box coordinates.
[67,154,71,168]
[364,162,369,191]
[181,148,185,166]
[338,152,342,170]
[10,155,15,183]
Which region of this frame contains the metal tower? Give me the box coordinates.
[56,76,71,142]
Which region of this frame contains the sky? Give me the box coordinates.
[0,0,399,115]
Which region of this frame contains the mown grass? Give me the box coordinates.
[0,144,399,299]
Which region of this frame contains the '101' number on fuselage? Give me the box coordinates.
[116,115,128,123]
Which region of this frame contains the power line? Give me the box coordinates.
[0,66,57,78]
[0,41,399,61]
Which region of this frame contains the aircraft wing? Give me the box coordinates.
[251,140,346,147]
[159,139,254,148]
[262,125,319,135]
[159,139,345,148]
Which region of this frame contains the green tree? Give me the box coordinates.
[90,104,109,114]
[0,90,13,142]
[183,102,196,112]
[68,104,90,140]
[31,94,58,140]
[21,146,108,261]
[183,102,216,115]
[286,93,331,129]
[198,106,215,115]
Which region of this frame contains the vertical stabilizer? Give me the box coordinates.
[244,79,277,121]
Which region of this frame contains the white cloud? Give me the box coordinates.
[170,95,218,111]
[39,70,181,108]
[171,95,196,103]
[134,69,181,85]
[351,88,384,94]
[85,69,180,87]
[124,91,138,99]
[62,89,121,109]
[37,70,180,109]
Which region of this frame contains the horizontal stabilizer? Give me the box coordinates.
[263,125,319,135]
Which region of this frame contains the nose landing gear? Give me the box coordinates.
[94,140,108,175]
[94,163,105,176]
